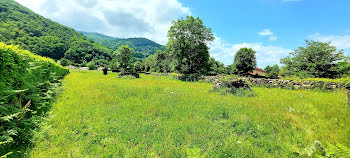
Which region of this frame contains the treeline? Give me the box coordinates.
[0,43,69,157]
[0,0,113,66]
[80,32,165,61]
[104,16,349,79]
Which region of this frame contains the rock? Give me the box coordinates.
[118,72,140,78]
[103,68,108,75]
[214,78,251,90]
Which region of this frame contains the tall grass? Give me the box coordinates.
[29,70,349,157]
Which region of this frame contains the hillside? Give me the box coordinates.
[0,0,112,63]
[80,31,165,60]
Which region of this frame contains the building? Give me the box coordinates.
[249,68,267,77]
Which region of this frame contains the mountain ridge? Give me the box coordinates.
[0,0,112,64]
[80,31,165,60]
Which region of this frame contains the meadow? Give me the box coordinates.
[27,70,349,157]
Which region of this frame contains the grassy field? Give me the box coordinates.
[27,70,349,157]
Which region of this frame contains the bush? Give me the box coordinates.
[60,58,73,66]
[87,61,97,70]
[118,72,140,78]
[0,43,69,157]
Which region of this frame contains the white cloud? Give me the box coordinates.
[14,0,191,45]
[209,37,291,68]
[258,29,273,36]
[308,33,350,50]
[258,29,278,41]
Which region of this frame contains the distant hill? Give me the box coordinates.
[0,0,112,64]
[80,31,165,60]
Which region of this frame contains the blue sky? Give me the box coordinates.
[16,0,350,68]
[178,0,350,67]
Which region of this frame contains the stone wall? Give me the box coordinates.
[247,78,349,90]
[159,73,349,90]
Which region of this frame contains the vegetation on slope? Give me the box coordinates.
[28,70,349,157]
[0,43,69,157]
[0,0,112,64]
[80,31,165,61]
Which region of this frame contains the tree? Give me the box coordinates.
[265,64,280,79]
[144,54,157,72]
[280,40,344,78]
[134,61,144,72]
[166,16,214,74]
[208,57,225,75]
[233,48,257,74]
[60,58,72,66]
[87,61,97,70]
[337,56,350,77]
[114,45,134,71]
[27,36,65,59]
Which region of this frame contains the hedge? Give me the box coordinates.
[0,43,69,157]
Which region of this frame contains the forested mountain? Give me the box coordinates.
[0,0,112,64]
[80,31,165,60]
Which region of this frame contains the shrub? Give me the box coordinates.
[87,61,97,70]
[60,58,73,66]
[0,43,69,157]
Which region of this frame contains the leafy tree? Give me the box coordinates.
[27,36,65,59]
[60,58,73,66]
[337,56,350,77]
[155,50,173,73]
[233,48,257,74]
[115,45,134,71]
[208,57,225,75]
[87,61,97,70]
[166,16,214,74]
[110,59,120,70]
[265,64,280,79]
[134,61,144,72]
[281,40,344,78]
[144,54,157,72]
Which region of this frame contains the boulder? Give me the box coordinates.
[214,78,251,90]
[118,72,140,78]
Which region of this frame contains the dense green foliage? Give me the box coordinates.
[0,43,69,157]
[281,40,345,78]
[265,64,280,79]
[337,56,350,77]
[0,0,112,65]
[133,61,144,72]
[166,16,215,74]
[208,57,226,75]
[87,61,97,70]
[113,45,134,71]
[144,50,173,73]
[28,70,349,157]
[80,31,165,61]
[234,48,257,74]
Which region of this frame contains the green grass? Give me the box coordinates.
[28,70,349,157]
